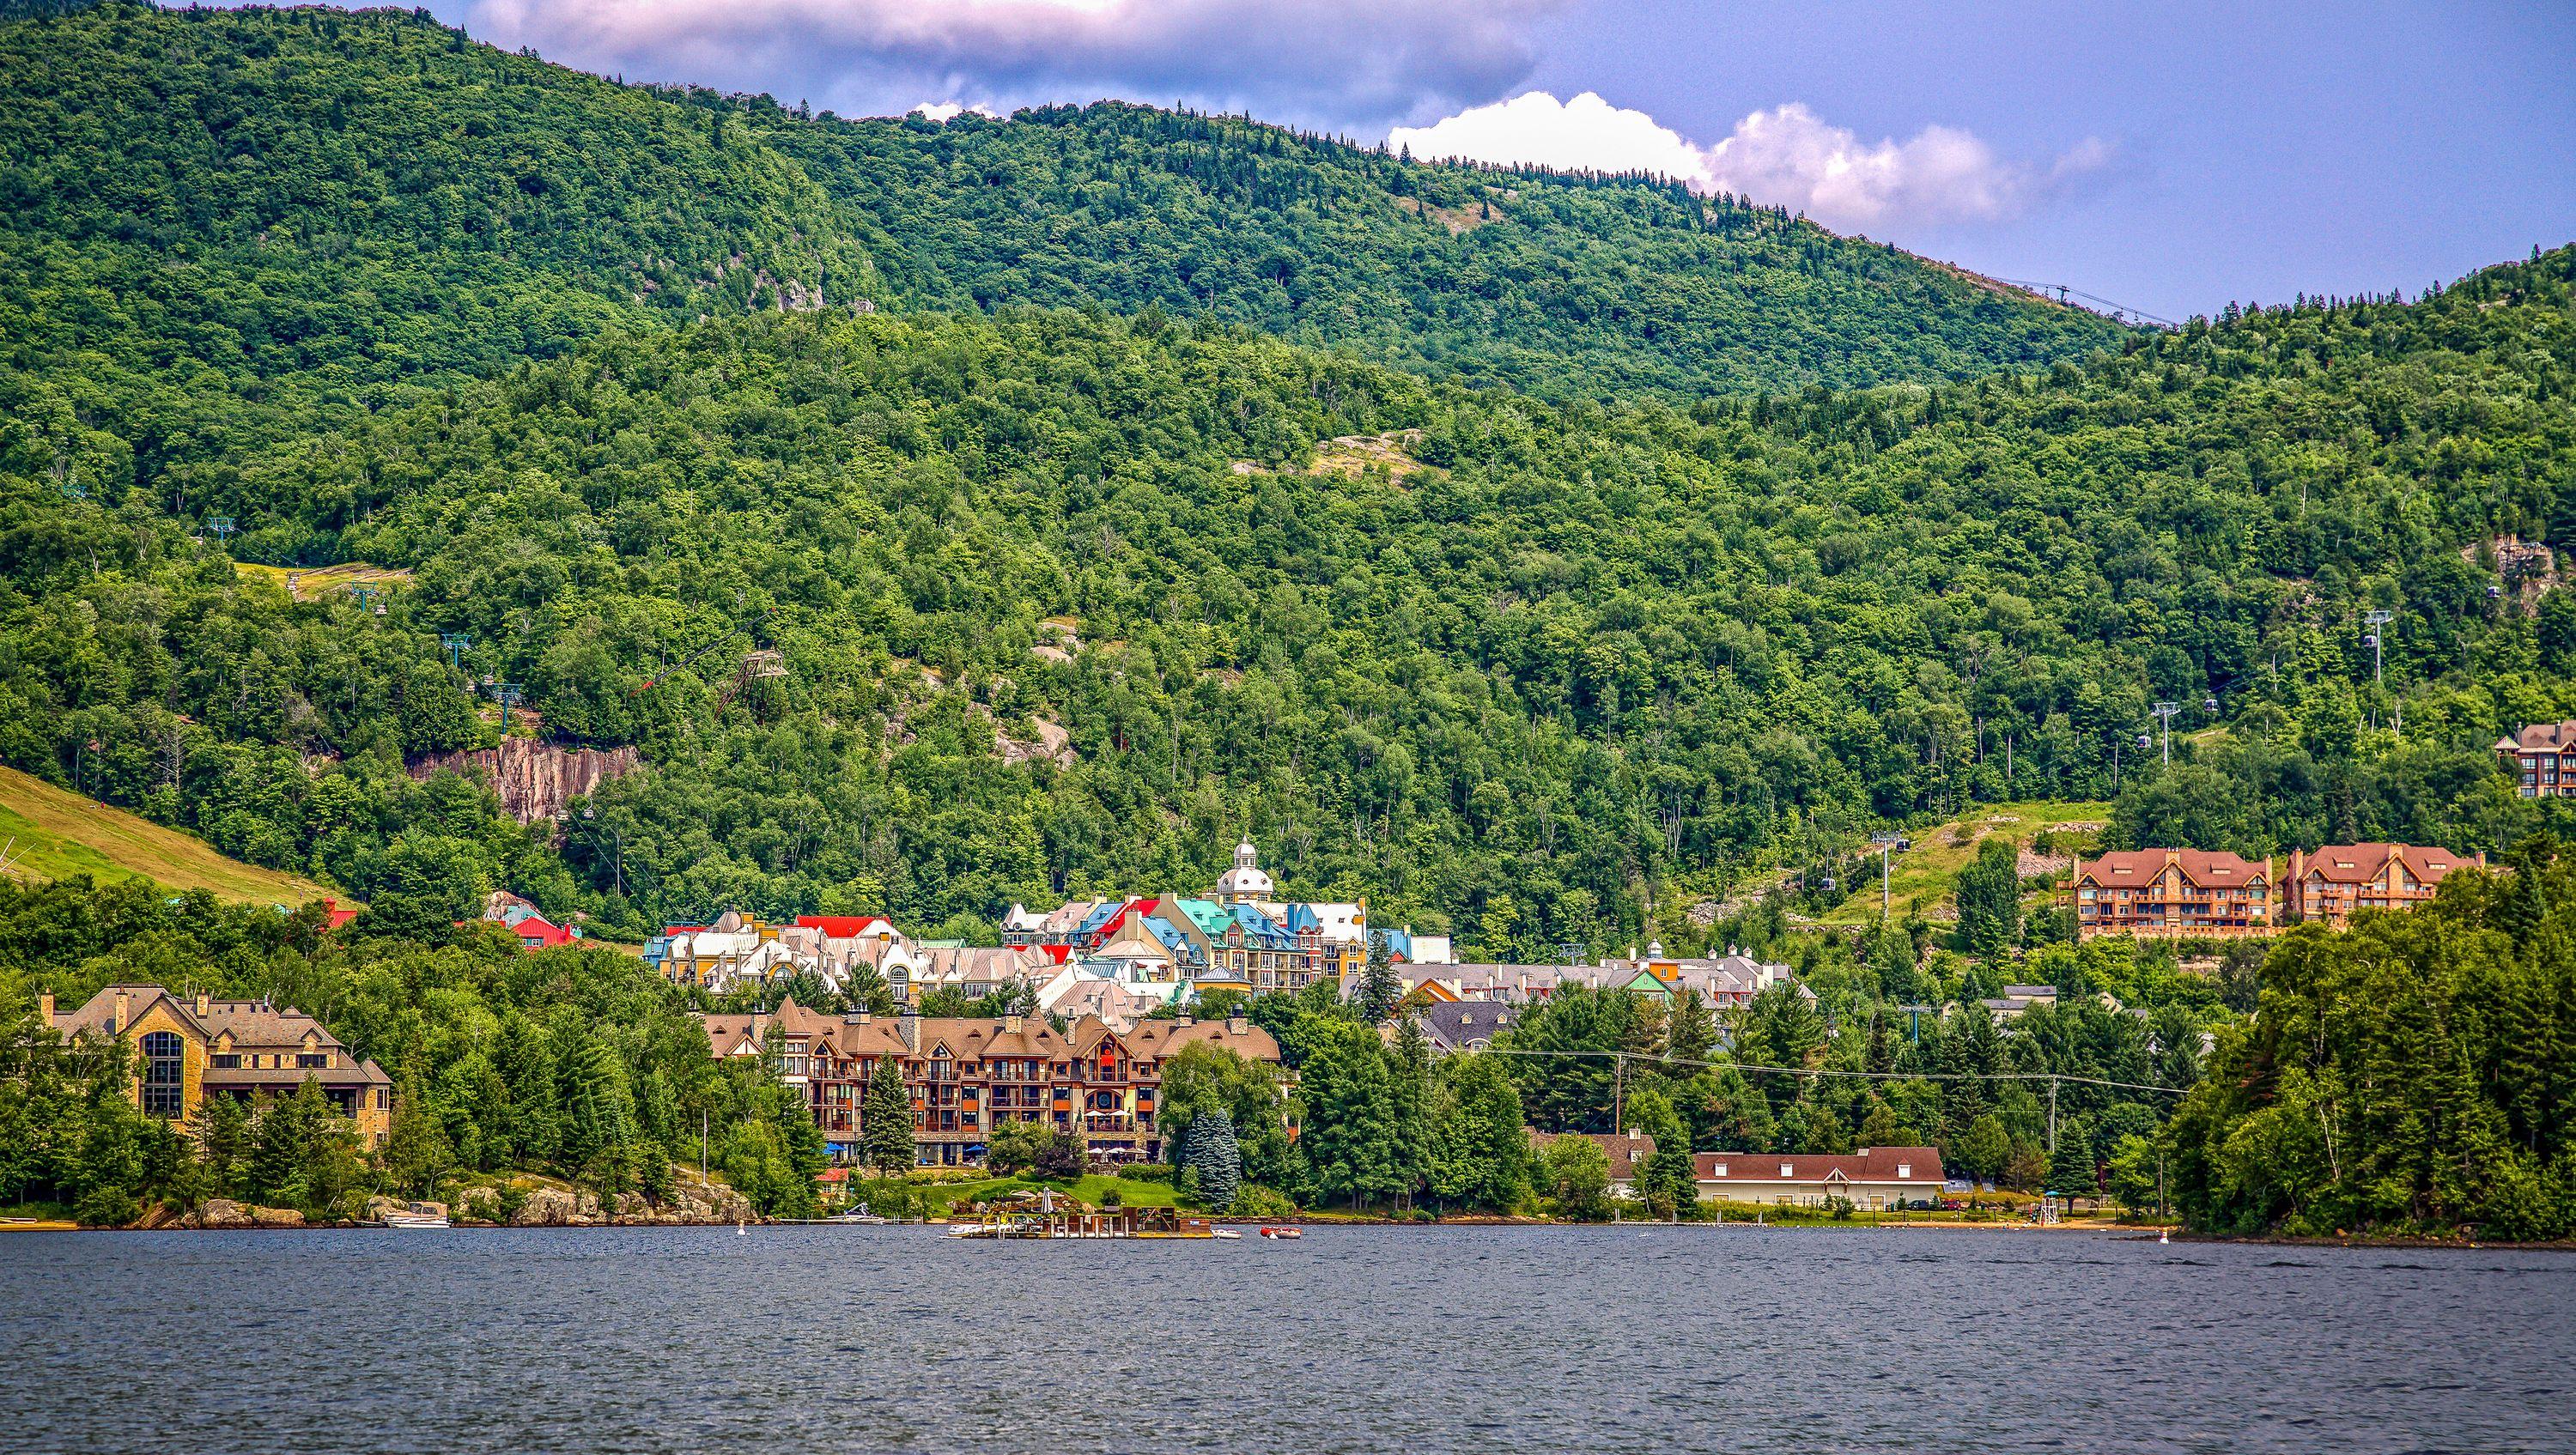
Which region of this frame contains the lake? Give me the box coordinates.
[2,1225,2567,1453]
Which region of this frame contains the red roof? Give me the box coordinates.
[795,915,884,937]
[318,899,361,931]
[2075,849,2269,889]
[1693,1146,1946,1185]
[513,916,574,949]
[2294,844,2482,886]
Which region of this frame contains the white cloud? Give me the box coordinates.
[1393,91,2111,233]
[469,0,1568,131]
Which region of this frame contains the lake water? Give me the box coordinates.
[2,1225,2567,1453]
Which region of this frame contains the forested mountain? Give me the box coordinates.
[722,97,2129,399]
[3,2,2575,963]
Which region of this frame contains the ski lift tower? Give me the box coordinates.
[208,515,237,550]
[1899,1003,1937,1044]
[2150,701,2180,765]
[2364,608,2397,734]
[495,682,523,733]
[440,633,472,670]
[1869,832,1905,918]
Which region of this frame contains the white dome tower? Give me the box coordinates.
[1214,839,1273,904]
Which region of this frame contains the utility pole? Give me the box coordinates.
[2151,702,2180,765]
[1871,832,1903,918]
[2046,1076,2059,1153]
[1612,1052,1625,1137]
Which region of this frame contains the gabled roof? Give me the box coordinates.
[52,985,390,1085]
[1692,1146,1945,1185]
[2075,849,2269,888]
[2498,720,2576,753]
[2295,843,2482,886]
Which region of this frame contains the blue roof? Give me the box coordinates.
[1230,904,1296,949]
[1078,900,1126,938]
[1281,904,1321,932]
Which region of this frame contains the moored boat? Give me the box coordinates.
[1257,1226,1302,1240]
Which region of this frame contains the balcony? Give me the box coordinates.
[1082,1112,1152,1133]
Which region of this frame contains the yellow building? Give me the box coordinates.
[42,985,393,1149]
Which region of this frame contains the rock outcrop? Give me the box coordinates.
[408,738,641,826]
[184,1198,304,1228]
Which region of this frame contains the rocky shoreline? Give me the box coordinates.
[125,1180,758,1231]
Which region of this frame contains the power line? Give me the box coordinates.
[1477,1045,2190,1097]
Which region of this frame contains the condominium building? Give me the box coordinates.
[2495,721,2576,797]
[2072,849,2275,938]
[2284,844,2484,926]
[697,1001,1283,1167]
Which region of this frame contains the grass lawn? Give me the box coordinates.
[233,560,416,603]
[1818,799,2111,925]
[0,765,343,906]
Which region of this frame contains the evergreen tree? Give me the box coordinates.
[1354,932,1403,1024]
[1955,837,2024,959]
[1180,1107,1242,1210]
[860,1055,916,1174]
[1298,1021,1401,1209]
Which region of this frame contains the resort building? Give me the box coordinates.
[696,1002,1283,1167]
[1692,1147,1946,1210]
[42,985,392,1148]
[2497,721,2576,797]
[2283,844,2485,926]
[2071,849,2275,938]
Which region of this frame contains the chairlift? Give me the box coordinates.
[2488,585,2504,599]
[1819,876,1838,893]
[2136,734,2152,749]
[2202,695,2219,712]
[2362,634,2378,647]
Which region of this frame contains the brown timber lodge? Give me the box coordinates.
[698,1001,1281,1167]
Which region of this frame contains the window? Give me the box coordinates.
[1711,1163,1727,1178]
[1780,1163,1794,1178]
[210,1053,240,1070]
[1897,1164,1911,1179]
[140,1031,185,1119]
[298,1053,327,1070]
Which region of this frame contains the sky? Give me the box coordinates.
[440,0,2576,322]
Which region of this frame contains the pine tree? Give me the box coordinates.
[1180,1107,1241,1210]
[860,1055,915,1174]
[1354,931,1403,1023]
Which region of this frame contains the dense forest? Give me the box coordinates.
[2,3,2573,1236]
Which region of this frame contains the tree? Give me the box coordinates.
[1030,1127,1087,1181]
[1180,1108,1242,1210]
[1298,1020,1402,1209]
[987,1117,1051,1175]
[1627,1089,1697,1217]
[1541,1134,1613,1221]
[1429,1053,1528,1213]
[860,1056,916,1174]
[1955,837,2023,958]
[1954,1113,2011,1185]
[382,1094,454,1197]
[1354,931,1403,1024]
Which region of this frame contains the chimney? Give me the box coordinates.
[1226,1014,1249,1034]
[37,990,53,1025]
[1175,1015,1195,1028]
[1005,1013,1023,1034]
[194,991,211,1016]
[898,1011,920,1051]
[112,990,131,1036]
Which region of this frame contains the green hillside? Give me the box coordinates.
[1,3,2573,961]
[1816,801,2111,925]
[0,764,337,905]
[732,97,2132,400]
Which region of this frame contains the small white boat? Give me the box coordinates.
[1211,1228,1243,1240]
[378,1202,449,1229]
[1257,1226,1303,1240]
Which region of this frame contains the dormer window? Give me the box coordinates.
[1898,1164,1911,1179]
[1712,1162,1728,1178]
[1780,1163,1795,1178]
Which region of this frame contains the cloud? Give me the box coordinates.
[1392,91,2111,233]
[468,0,1568,131]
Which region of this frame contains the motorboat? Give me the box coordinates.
[1211,1228,1243,1240]
[1257,1226,1303,1240]
[378,1203,450,1230]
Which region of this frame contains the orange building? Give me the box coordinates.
[2496,721,2576,797]
[697,1002,1282,1167]
[2071,849,2275,938]
[2284,844,2484,926]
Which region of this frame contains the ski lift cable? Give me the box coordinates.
[1479,1046,2190,1095]
[632,608,773,694]
[1989,278,2179,329]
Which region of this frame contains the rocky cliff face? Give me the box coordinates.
[408,739,641,826]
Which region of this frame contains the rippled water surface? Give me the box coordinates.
[3,1225,2569,1453]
